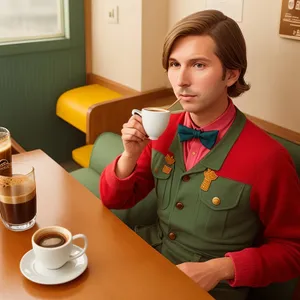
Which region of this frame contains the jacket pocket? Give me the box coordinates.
[196,177,246,239]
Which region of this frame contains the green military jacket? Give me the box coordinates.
[136,110,260,265]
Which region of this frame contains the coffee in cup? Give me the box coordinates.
[0,127,12,177]
[0,163,36,231]
[32,226,88,270]
[132,107,171,140]
[36,232,67,248]
[144,108,166,112]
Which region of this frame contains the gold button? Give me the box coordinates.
[212,197,221,206]
[192,152,196,156]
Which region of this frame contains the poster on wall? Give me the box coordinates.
[279,0,300,40]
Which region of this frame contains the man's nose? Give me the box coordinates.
[177,68,191,87]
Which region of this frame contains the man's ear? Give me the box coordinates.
[226,69,240,87]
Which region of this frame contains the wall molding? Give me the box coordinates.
[87,74,139,96]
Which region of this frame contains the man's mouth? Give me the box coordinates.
[179,94,197,100]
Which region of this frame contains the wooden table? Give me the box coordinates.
[0,150,213,300]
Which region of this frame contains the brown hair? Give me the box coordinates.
[162,10,250,97]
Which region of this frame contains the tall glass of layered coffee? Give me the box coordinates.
[0,163,36,231]
[0,127,12,177]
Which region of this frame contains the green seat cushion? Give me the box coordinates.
[71,165,157,229]
[89,132,124,174]
[269,133,300,177]
[71,167,100,198]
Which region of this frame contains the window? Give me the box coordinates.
[0,0,68,45]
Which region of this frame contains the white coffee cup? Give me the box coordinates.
[32,226,88,270]
[132,107,171,140]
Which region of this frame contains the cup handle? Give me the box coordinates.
[132,109,142,117]
[68,234,88,261]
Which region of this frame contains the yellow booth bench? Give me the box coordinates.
[56,84,122,167]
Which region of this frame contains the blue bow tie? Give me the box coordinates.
[178,124,219,149]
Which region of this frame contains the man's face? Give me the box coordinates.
[167,35,234,115]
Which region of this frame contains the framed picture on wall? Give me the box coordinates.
[279,0,300,40]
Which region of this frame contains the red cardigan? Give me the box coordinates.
[100,112,300,288]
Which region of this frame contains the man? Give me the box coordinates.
[100,10,300,300]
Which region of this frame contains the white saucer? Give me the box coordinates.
[20,245,88,285]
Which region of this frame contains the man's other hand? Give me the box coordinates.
[176,257,235,291]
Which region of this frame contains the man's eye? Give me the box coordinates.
[194,63,205,69]
[169,62,180,67]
